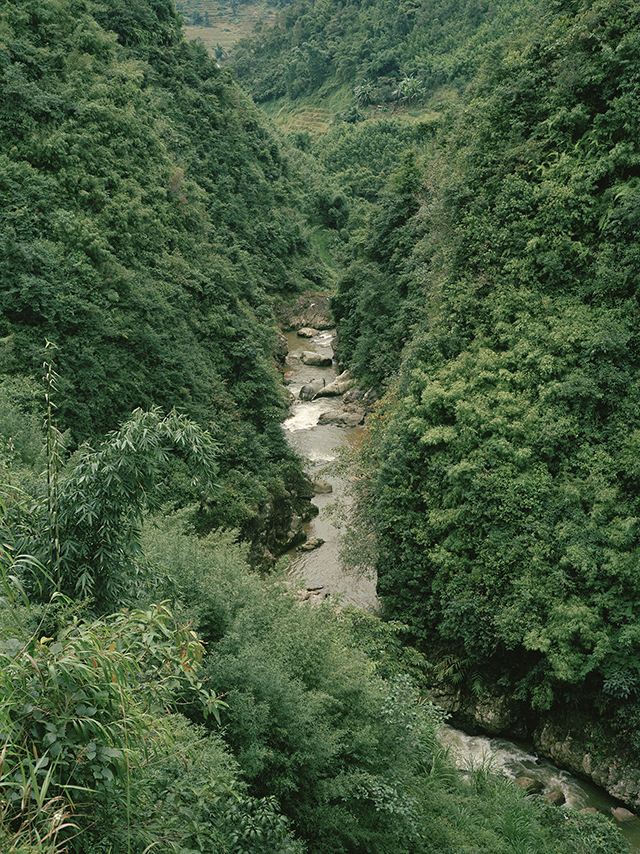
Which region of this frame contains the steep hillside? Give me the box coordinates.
[335,0,640,753]
[0,0,334,552]
[230,0,538,108]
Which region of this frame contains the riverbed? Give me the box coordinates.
[280,327,640,852]
[281,328,376,609]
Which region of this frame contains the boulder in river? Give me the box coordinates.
[515,776,544,795]
[299,378,325,400]
[313,478,333,494]
[611,807,636,822]
[313,370,354,398]
[317,406,365,427]
[297,327,319,338]
[542,789,566,806]
[297,536,325,551]
[301,350,333,367]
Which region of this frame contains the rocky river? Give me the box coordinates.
[281,327,376,609]
[279,321,640,853]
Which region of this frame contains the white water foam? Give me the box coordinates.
[283,400,340,432]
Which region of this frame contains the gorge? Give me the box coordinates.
[276,309,640,853]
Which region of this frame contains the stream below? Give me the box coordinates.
[280,327,640,852]
[282,329,376,609]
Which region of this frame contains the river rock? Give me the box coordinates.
[313,478,333,494]
[611,807,636,822]
[299,378,325,400]
[317,406,365,427]
[542,789,566,806]
[535,721,640,809]
[301,350,333,367]
[297,536,325,551]
[343,387,364,403]
[274,292,334,331]
[515,776,544,795]
[300,585,331,607]
[297,327,319,338]
[431,683,526,737]
[313,370,354,398]
[286,515,303,545]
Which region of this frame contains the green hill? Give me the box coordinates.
[230,0,539,109]
[0,0,336,553]
[331,0,640,748]
[0,1,637,853]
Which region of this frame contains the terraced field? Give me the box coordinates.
[182,2,275,57]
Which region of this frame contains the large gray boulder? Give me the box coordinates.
[313,370,354,398]
[301,351,333,367]
[317,406,365,428]
[299,378,325,400]
[611,807,636,822]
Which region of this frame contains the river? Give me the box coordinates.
[281,328,376,609]
[280,327,640,852]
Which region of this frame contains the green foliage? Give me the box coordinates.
[0,506,627,854]
[141,517,446,853]
[231,0,538,109]
[340,607,430,685]
[0,375,44,471]
[335,0,640,744]
[139,517,625,854]
[0,0,332,560]
[0,583,219,853]
[6,406,219,612]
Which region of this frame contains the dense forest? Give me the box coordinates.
[0,0,638,851]
[232,0,640,815]
[0,0,341,560]
[328,0,640,747]
[232,0,640,749]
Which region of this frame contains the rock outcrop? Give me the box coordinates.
[301,350,333,367]
[428,678,640,809]
[534,722,640,809]
[299,378,325,400]
[272,332,288,364]
[274,292,334,331]
[313,370,355,398]
[248,470,319,568]
[317,406,366,428]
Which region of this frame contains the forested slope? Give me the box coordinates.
[332,0,640,749]
[0,0,334,547]
[0,0,637,851]
[231,0,537,106]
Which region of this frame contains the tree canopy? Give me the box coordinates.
[334,0,640,746]
[0,0,338,551]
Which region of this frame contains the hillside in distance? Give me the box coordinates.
[230,0,539,110]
